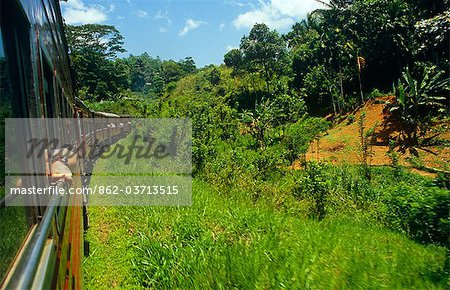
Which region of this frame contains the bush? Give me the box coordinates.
[285,117,330,162]
[288,165,449,246]
[347,114,355,124]
[367,88,385,100]
[290,162,331,219]
[382,184,449,246]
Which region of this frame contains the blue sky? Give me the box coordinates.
[61,0,325,67]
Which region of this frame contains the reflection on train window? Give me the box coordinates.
[0,0,34,283]
[0,27,11,185]
[43,57,55,118]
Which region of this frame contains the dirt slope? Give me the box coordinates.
[304,96,450,177]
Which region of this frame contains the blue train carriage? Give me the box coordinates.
[0,0,130,289]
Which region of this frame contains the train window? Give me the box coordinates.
[0,0,35,283]
[1,13,31,116]
[43,58,55,118]
[0,23,10,193]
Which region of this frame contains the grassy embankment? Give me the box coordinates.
[84,136,449,289]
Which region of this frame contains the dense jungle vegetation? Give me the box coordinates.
[0,0,449,288]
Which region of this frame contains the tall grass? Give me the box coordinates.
[84,180,448,289]
[83,127,449,289]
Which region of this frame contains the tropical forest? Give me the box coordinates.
[1,0,449,289]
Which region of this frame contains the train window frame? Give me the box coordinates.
[56,84,63,118]
[42,56,55,118]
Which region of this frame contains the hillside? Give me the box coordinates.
[305,96,450,176]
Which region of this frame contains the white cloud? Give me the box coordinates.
[155,10,172,25]
[220,23,226,30]
[224,1,253,7]
[155,10,172,33]
[233,0,325,30]
[179,19,206,36]
[135,9,148,18]
[61,0,108,25]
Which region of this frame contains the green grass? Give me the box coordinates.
[84,180,448,289]
[83,128,449,289]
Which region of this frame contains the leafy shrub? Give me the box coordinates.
[386,140,401,177]
[203,138,287,197]
[367,88,385,100]
[285,117,330,162]
[347,114,355,124]
[291,162,331,219]
[302,65,340,115]
[382,184,449,246]
[432,173,450,190]
[289,165,449,246]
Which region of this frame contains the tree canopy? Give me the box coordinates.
[66,25,198,101]
[66,24,128,101]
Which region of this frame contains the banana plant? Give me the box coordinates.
[390,65,449,144]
